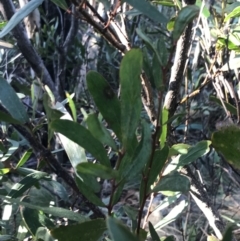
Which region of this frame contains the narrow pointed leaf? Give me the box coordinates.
[120,49,143,151]
[87,71,121,141]
[51,219,106,241]
[173,5,199,41]
[0,0,43,38]
[107,217,139,241]
[51,119,110,167]
[147,146,169,192]
[0,77,29,123]
[16,149,32,168]
[0,111,22,124]
[121,121,152,181]
[77,162,119,180]
[7,172,49,199]
[148,222,160,241]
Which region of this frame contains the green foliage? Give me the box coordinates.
[0,0,238,240]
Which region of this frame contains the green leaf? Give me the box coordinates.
[212,125,240,169]
[120,49,143,151]
[0,77,29,123]
[160,108,168,148]
[51,119,110,167]
[75,176,105,207]
[36,227,55,241]
[0,195,88,222]
[146,146,169,192]
[173,5,199,41]
[66,92,77,122]
[86,113,117,151]
[77,162,119,180]
[7,172,49,199]
[124,0,167,25]
[224,6,240,22]
[0,0,43,38]
[16,149,32,168]
[152,53,163,90]
[148,222,160,241]
[51,219,106,241]
[178,140,211,168]
[21,206,43,236]
[209,96,237,115]
[121,121,152,181]
[0,111,22,124]
[50,0,69,11]
[107,217,140,241]
[168,143,190,156]
[136,29,162,66]
[87,71,121,141]
[157,37,168,67]
[152,172,190,193]
[222,226,233,241]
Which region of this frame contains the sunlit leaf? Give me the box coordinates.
[16,149,32,168]
[0,0,43,38]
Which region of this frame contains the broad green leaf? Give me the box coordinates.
[0,0,43,38]
[125,0,167,25]
[51,219,106,241]
[152,172,190,193]
[146,146,169,192]
[0,77,29,123]
[107,217,139,241]
[212,125,240,169]
[196,0,210,18]
[87,71,121,141]
[86,113,117,151]
[0,195,88,222]
[225,2,240,14]
[7,172,49,198]
[50,0,68,11]
[120,49,142,152]
[173,5,199,41]
[136,29,162,66]
[111,180,125,206]
[224,6,240,22]
[178,140,211,167]
[160,108,168,148]
[51,119,110,167]
[148,222,160,241]
[77,162,119,180]
[121,121,152,181]
[0,111,22,124]
[16,149,32,168]
[21,206,43,236]
[66,92,77,122]
[154,199,188,230]
[75,176,105,207]
[153,0,175,7]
